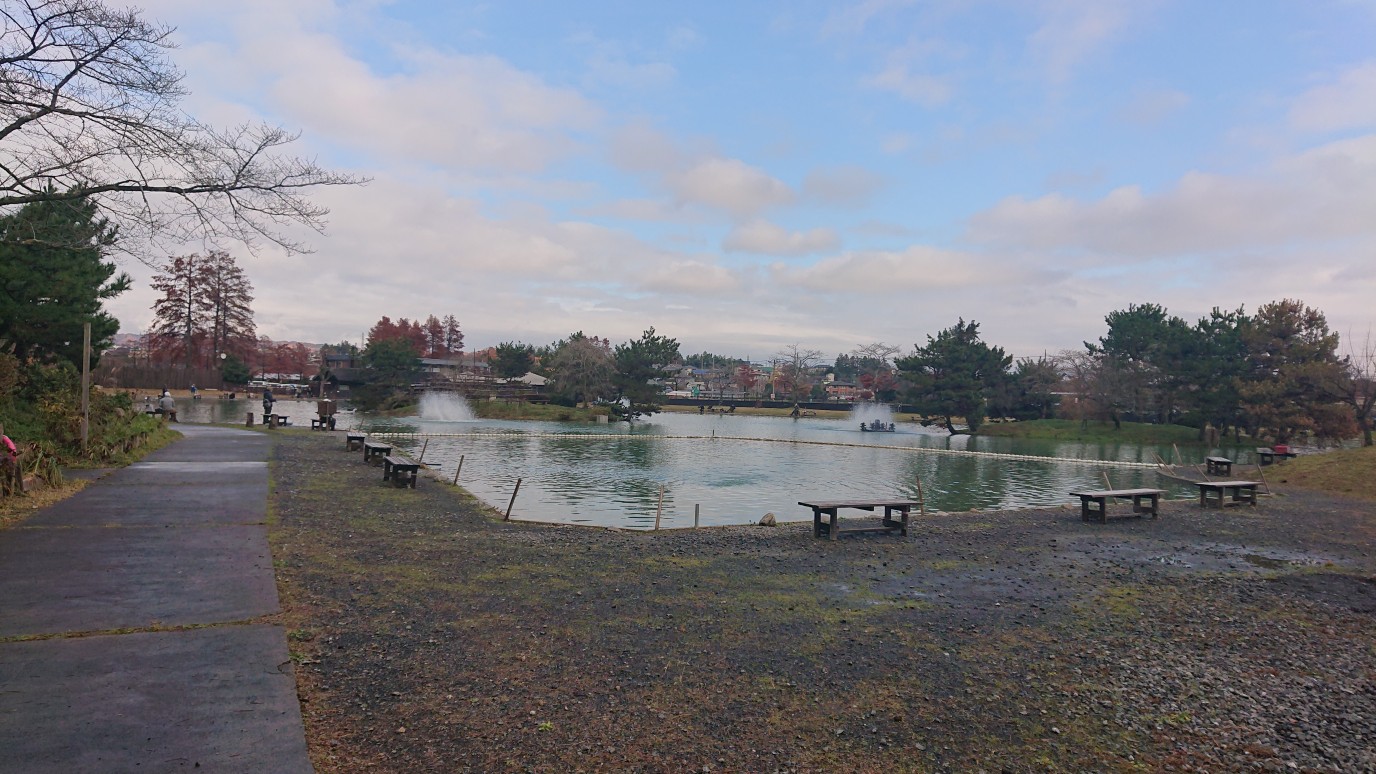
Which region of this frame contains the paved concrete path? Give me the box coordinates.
[0,425,312,773]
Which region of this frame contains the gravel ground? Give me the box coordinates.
[267,431,1376,773]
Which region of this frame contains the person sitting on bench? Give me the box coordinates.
[158,390,178,422]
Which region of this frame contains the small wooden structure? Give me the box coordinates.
[1205,456,1233,476]
[382,455,419,488]
[345,432,365,452]
[1196,480,1260,508]
[314,399,337,431]
[362,441,392,465]
[1068,488,1164,523]
[1255,447,1298,466]
[798,499,922,540]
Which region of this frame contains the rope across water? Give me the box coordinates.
[365,431,1161,470]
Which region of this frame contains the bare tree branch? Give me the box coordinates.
[0,0,366,260]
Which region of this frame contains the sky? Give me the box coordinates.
[106,0,1376,362]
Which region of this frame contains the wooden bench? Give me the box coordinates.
[345,432,365,452]
[311,416,336,431]
[382,455,420,488]
[1068,488,1164,523]
[1197,480,1260,508]
[1205,456,1233,475]
[262,413,288,428]
[363,441,392,465]
[1255,447,1297,465]
[798,500,921,541]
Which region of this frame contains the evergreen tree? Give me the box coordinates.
[612,327,680,421]
[897,319,1011,434]
[0,197,128,367]
[492,342,535,379]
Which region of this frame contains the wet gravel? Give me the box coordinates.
[269,431,1376,772]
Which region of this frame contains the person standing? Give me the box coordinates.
[262,388,275,419]
[0,423,19,494]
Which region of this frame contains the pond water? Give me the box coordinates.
[167,395,1264,530]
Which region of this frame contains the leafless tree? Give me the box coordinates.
[774,343,824,406]
[1337,330,1376,447]
[0,0,365,258]
[851,342,901,365]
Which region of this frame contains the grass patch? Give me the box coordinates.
[470,401,610,422]
[977,419,1204,445]
[1268,445,1376,500]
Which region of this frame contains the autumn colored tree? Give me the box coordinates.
[149,253,211,366]
[734,363,758,397]
[202,251,256,362]
[149,251,256,368]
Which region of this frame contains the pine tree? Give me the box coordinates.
[0,196,129,366]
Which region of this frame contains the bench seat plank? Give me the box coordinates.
[382,455,419,488]
[798,500,918,541]
[1068,488,1164,523]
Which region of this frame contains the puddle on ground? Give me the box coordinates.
[1242,553,1293,569]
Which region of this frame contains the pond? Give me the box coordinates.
[168,395,1263,530]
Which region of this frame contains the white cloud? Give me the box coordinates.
[1028,0,1135,84]
[771,245,1041,293]
[969,135,1376,257]
[723,220,841,255]
[1290,61,1376,133]
[801,165,886,206]
[638,261,742,294]
[668,158,794,217]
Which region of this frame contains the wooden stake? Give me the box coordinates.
[452,454,464,485]
[915,474,926,517]
[1255,461,1270,494]
[418,438,429,463]
[654,486,665,530]
[80,322,90,454]
[505,477,522,520]
[1173,443,1182,466]
[1102,471,1112,489]
[694,503,700,529]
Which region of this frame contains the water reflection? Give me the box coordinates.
[175,402,1255,530]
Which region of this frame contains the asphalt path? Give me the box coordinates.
[0,425,311,773]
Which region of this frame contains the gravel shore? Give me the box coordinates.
[268,431,1376,772]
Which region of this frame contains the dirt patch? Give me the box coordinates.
[268,432,1376,772]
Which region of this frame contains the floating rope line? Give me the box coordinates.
[363,431,1161,469]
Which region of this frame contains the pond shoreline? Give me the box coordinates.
[270,430,1376,772]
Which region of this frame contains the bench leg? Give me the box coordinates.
[882,506,909,536]
[829,510,839,541]
[812,509,822,538]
